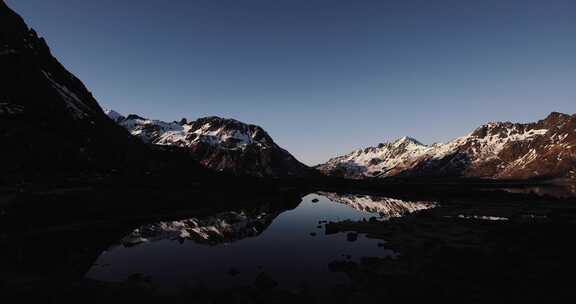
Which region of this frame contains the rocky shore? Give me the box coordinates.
[325,194,576,299]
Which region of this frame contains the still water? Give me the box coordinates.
[86,192,436,292]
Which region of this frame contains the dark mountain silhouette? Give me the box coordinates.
[0,1,210,184]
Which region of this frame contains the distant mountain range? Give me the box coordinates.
[317,112,576,181]
[1,0,574,184]
[105,110,311,178]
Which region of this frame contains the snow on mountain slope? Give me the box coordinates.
[317,112,576,181]
[317,137,434,178]
[103,108,124,123]
[106,110,312,177]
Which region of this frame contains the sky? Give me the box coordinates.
[6,0,576,165]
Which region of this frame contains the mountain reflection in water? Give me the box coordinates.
[87,192,437,292]
[319,192,437,219]
[122,210,277,246]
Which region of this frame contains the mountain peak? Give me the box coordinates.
[318,112,575,180]
[546,111,570,119]
[543,111,572,125]
[106,111,310,177]
[125,114,148,121]
[394,136,423,146]
[103,108,125,122]
[193,116,262,130]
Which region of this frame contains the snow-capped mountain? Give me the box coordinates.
[0,1,146,179]
[317,136,433,179]
[105,110,311,178]
[317,112,576,181]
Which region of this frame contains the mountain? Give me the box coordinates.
[317,136,432,179]
[317,113,576,181]
[105,110,312,178]
[0,1,215,185]
[0,1,150,182]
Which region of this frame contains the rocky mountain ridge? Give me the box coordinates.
[317,112,576,181]
[105,110,311,178]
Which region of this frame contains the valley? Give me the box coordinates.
[1,1,575,302]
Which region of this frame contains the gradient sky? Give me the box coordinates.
[7,0,576,165]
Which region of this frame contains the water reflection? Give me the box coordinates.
[87,192,436,292]
[500,184,576,199]
[122,210,277,246]
[319,192,437,219]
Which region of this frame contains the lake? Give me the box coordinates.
[86,192,437,293]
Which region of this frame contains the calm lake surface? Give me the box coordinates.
[86,193,436,292]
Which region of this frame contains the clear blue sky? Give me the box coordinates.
[7,0,576,165]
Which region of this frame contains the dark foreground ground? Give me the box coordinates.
[325,196,576,300]
[1,177,575,303]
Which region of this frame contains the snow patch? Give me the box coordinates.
[457,215,509,221]
[104,108,125,122]
[42,70,91,120]
[113,114,271,151]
